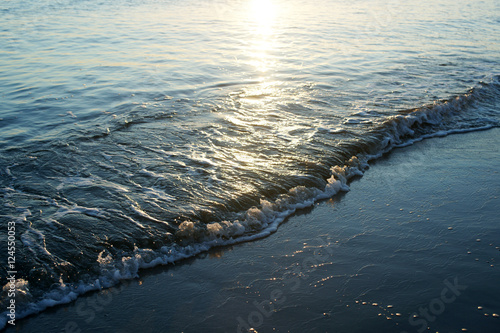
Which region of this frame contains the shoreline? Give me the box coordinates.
[4,128,500,333]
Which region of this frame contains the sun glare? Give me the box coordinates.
[245,0,279,73]
[249,0,276,35]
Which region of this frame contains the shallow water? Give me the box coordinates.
[0,0,499,326]
[7,129,500,333]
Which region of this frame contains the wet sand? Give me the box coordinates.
[6,128,500,333]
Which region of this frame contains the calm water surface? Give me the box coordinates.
[0,0,499,327]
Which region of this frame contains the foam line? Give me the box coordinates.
[1,81,499,330]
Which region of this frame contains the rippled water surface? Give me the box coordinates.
[0,0,499,326]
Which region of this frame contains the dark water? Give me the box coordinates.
[0,0,499,327]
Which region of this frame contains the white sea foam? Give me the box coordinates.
[1,93,498,331]
[55,175,130,193]
[139,168,168,180]
[343,118,372,125]
[21,229,52,257]
[142,187,176,202]
[53,204,107,219]
[130,203,171,226]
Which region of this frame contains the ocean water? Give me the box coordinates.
[0,0,499,328]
